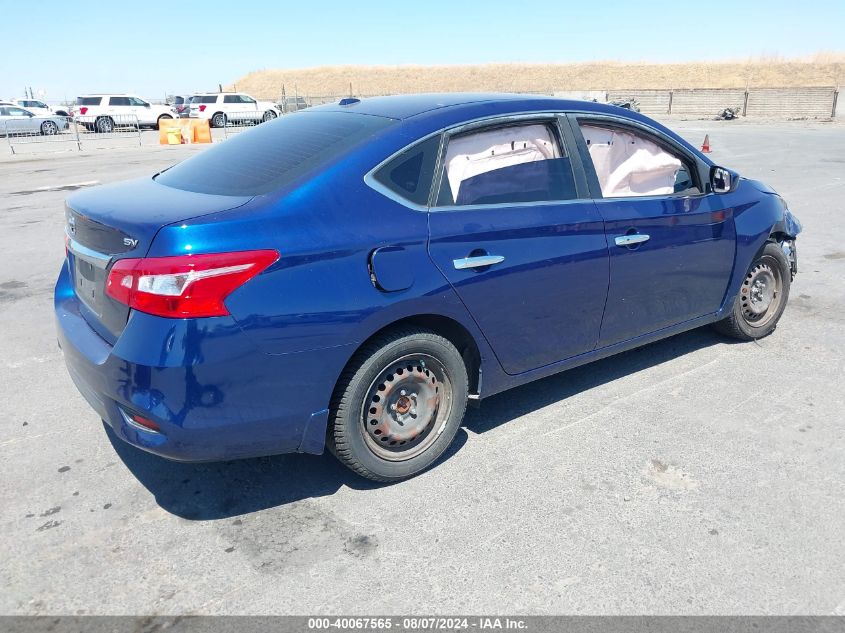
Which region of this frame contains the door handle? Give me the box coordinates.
[453,255,505,270]
[614,234,650,247]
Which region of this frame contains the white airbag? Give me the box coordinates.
[581,125,681,197]
[444,125,559,201]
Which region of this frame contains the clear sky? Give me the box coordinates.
[3,0,843,102]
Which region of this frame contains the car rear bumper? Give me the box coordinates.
[55,261,350,462]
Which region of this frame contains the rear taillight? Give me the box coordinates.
[199,104,206,112]
[79,107,88,115]
[105,250,278,318]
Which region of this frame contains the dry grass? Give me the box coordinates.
[230,56,845,100]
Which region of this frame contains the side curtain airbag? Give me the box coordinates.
[444,125,559,201]
[581,125,681,197]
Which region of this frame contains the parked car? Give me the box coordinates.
[0,105,69,136]
[10,98,70,117]
[56,94,801,482]
[72,94,174,132]
[280,95,309,112]
[188,92,280,127]
[167,95,191,118]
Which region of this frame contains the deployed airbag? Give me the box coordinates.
[444,125,560,201]
[581,125,681,197]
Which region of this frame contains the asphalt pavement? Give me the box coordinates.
[1,119,843,615]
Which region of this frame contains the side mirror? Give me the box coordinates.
[144,103,151,108]
[710,166,736,193]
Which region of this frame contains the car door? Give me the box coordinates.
[3,106,37,134]
[239,94,259,121]
[570,115,735,347]
[426,116,610,375]
[107,96,131,125]
[129,97,153,125]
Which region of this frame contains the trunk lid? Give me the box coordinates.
[65,177,252,343]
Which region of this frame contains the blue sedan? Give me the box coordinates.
[56,94,801,481]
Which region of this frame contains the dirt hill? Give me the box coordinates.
[230,56,845,100]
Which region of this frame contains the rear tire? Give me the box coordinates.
[329,328,468,482]
[713,242,791,340]
[94,117,114,133]
[211,112,226,128]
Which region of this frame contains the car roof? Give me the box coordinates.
[311,92,631,120]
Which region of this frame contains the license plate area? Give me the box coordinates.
[74,256,105,317]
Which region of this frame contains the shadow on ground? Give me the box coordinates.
[111,327,726,520]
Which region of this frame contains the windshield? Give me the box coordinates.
[155,111,396,196]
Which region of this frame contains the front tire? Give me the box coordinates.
[40,121,59,135]
[329,328,468,482]
[262,110,277,123]
[156,114,172,130]
[713,242,791,340]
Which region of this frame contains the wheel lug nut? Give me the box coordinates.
[400,389,406,396]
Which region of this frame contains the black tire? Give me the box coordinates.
[211,112,226,128]
[713,242,791,340]
[328,328,468,482]
[156,114,172,130]
[40,121,59,135]
[94,117,114,133]
[262,110,277,123]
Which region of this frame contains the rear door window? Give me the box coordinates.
[156,111,396,196]
[76,97,102,106]
[435,122,578,207]
[195,95,218,104]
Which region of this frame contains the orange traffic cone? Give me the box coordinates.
[701,134,711,153]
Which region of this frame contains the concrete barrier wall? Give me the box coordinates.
[746,87,835,119]
[606,90,671,115]
[600,87,838,119]
[552,90,607,102]
[671,89,746,117]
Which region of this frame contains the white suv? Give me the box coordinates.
[188,93,280,128]
[12,98,70,117]
[72,94,175,132]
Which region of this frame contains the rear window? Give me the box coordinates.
[156,111,396,196]
[76,97,102,106]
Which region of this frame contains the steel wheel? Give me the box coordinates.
[740,255,783,328]
[41,121,58,135]
[361,354,453,461]
[330,328,468,481]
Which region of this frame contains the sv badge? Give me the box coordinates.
[123,237,139,248]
